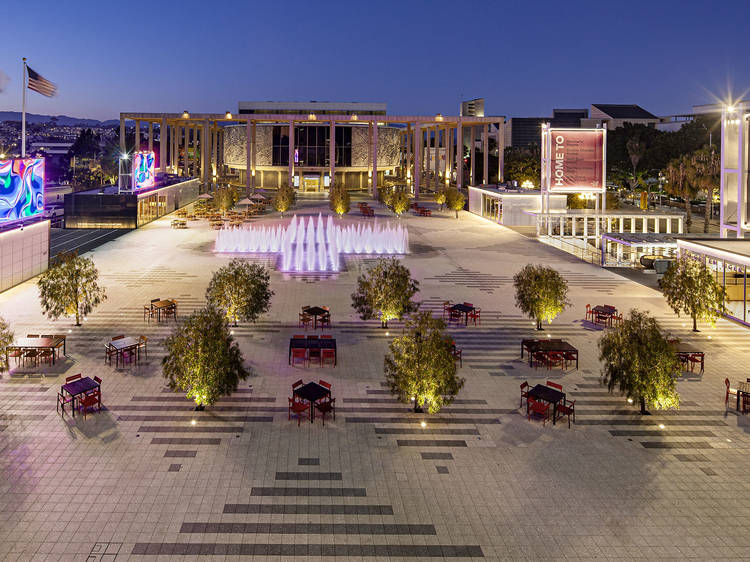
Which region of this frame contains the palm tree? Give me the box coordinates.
[626,137,647,192]
[664,155,697,232]
[688,146,720,233]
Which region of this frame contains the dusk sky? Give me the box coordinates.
[1,0,748,121]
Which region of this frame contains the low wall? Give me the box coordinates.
[0,220,49,292]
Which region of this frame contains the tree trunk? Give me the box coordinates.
[381,319,388,329]
[455,209,459,219]
[639,397,649,415]
[704,193,711,234]
[685,198,692,231]
[414,401,423,413]
[692,314,698,332]
[536,319,543,331]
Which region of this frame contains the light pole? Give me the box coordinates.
[118,152,130,193]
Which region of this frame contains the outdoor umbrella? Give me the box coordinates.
[236,198,253,206]
[250,193,267,201]
[197,193,213,199]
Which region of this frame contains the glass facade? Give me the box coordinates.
[481,194,500,222]
[685,249,748,324]
[272,126,352,167]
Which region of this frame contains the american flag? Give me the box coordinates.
[27,66,57,97]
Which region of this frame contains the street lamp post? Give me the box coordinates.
[118,152,130,193]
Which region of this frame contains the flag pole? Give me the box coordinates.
[21,57,27,157]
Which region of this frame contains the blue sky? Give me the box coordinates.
[1,0,748,121]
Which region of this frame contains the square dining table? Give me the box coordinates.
[293,382,331,423]
[449,303,475,326]
[8,336,65,365]
[61,376,100,418]
[109,337,141,367]
[527,384,566,425]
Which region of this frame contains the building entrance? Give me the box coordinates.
[294,170,330,193]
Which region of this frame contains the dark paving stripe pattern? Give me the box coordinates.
[421,452,454,460]
[275,472,342,481]
[150,437,220,445]
[179,522,435,535]
[224,504,394,515]
[397,440,467,447]
[250,487,366,497]
[131,543,484,557]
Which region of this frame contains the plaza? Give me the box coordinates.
[1,194,750,561]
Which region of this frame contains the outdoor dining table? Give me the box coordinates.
[293,382,331,423]
[592,305,617,326]
[288,337,337,365]
[520,339,578,369]
[449,303,475,326]
[304,307,329,329]
[736,381,750,412]
[151,299,177,322]
[7,336,65,365]
[527,383,566,425]
[61,376,100,418]
[675,343,704,373]
[109,337,140,367]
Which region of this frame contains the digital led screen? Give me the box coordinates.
[132,151,156,190]
[0,158,45,221]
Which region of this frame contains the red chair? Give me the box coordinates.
[452,346,462,367]
[319,379,331,392]
[442,301,452,320]
[557,399,575,428]
[321,348,336,367]
[527,398,550,425]
[468,308,481,326]
[546,352,564,370]
[520,382,531,408]
[688,354,704,374]
[725,378,737,408]
[546,381,563,392]
[292,379,304,392]
[291,348,307,367]
[104,344,116,365]
[57,391,75,416]
[315,397,336,425]
[288,397,310,426]
[532,351,548,368]
[65,374,82,384]
[298,314,312,330]
[320,335,332,339]
[319,314,331,330]
[86,376,103,406]
[293,334,306,339]
[78,393,101,419]
[585,304,592,321]
[563,351,577,370]
[449,309,462,323]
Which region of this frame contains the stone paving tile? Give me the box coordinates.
[3,199,750,560]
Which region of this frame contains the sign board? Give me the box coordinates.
[541,126,605,193]
[131,151,156,190]
[0,158,45,221]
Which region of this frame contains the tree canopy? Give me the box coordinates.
[599,309,681,414]
[513,264,569,330]
[328,185,350,217]
[384,311,464,413]
[206,260,273,326]
[273,185,296,216]
[504,145,541,187]
[37,251,107,326]
[162,305,249,409]
[351,258,419,328]
[445,188,465,218]
[659,255,726,332]
[0,316,14,374]
[390,191,410,217]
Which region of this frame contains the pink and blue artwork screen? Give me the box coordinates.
[132,151,156,190]
[0,158,45,221]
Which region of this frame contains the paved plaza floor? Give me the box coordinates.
[1,197,749,561]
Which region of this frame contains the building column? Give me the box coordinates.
[406,123,412,186]
[329,120,335,188]
[447,126,453,186]
[245,121,252,192]
[483,124,489,186]
[433,127,440,191]
[212,124,218,179]
[202,120,210,185]
[134,120,140,153]
[372,121,378,196]
[119,118,125,153]
[170,123,176,170]
[159,118,166,171]
[288,120,294,188]
[251,121,256,190]
[469,125,475,186]
[147,122,153,154]
[501,122,507,182]
[456,122,463,189]
[414,123,421,198]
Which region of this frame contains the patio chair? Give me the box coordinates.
[104,343,116,365]
[8,347,22,366]
[547,352,565,370]
[308,344,322,367]
[319,379,332,392]
[52,335,66,357]
[321,347,336,367]
[307,335,318,340]
[291,348,308,367]
[463,302,474,308]
[585,304,592,322]
[688,354,704,374]
[57,391,75,417]
[38,348,54,366]
[292,379,304,392]
[112,335,125,340]
[319,314,331,330]
[468,308,481,326]
[23,349,39,367]
[315,396,336,426]
[65,374,82,384]
[26,334,39,338]
[557,399,576,428]
[288,396,310,426]
[563,351,577,370]
[298,313,312,330]
[144,304,155,322]
[449,309,462,323]
[532,351,548,369]
[546,381,563,392]
[520,382,531,408]
[724,378,736,408]
[293,334,306,339]
[442,301,452,320]
[138,335,148,357]
[78,393,101,420]
[320,335,332,339]
[527,398,550,425]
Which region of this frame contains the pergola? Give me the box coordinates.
[119,112,505,196]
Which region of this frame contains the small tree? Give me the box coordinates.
[599,309,681,414]
[659,255,726,332]
[206,260,273,327]
[162,305,249,410]
[214,185,239,212]
[328,185,351,218]
[351,258,419,328]
[513,264,569,330]
[385,311,464,413]
[273,185,296,217]
[434,189,446,211]
[0,316,14,374]
[445,188,465,218]
[378,187,394,208]
[391,191,409,217]
[38,251,107,326]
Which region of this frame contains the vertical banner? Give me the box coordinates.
[542,127,606,193]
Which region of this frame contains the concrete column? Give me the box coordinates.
[134,120,140,153]
[372,121,378,196]
[470,125,476,186]
[251,121,256,190]
[170,123,176,170]
[583,217,588,245]
[288,120,294,188]
[483,123,489,186]
[202,120,209,185]
[368,121,373,193]
[147,122,153,153]
[159,118,166,171]
[414,123,421,198]
[329,120,335,188]
[119,118,125,153]
[447,127,453,186]
[212,125,218,178]
[456,122,463,189]
[245,121,252,192]
[497,122,504,182]
[433,127,439,191]
[406,123,412,185]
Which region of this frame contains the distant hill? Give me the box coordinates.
[0,111,118,127]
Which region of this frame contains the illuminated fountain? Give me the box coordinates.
[215,213,409,272]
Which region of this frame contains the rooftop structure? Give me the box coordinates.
[238,101,386,116]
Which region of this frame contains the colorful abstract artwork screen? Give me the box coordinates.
[132,151,156,190]
[0,158,45,222]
